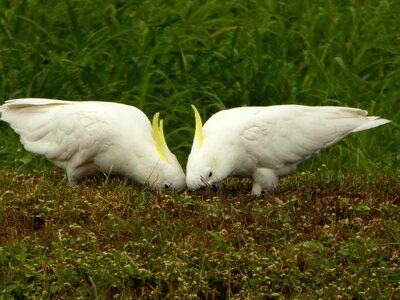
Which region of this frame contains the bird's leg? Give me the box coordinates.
[121,176,129,186]
[251,168,279,196]
[66,163,96,186]
[251,183,263,196]
[67,175,79,187]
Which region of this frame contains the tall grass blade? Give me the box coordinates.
[64,0,83,49]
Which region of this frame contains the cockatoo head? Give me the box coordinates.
[186,105,232,192]
[148,113,186,192]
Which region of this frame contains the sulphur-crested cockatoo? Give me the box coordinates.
[0,98,186,191]
[186,105,390,195]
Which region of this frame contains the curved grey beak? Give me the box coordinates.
[211,181,219,192]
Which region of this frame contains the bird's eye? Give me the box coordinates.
[164,183,170,189]
[208,171,213,178]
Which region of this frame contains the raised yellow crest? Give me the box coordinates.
[191,105,204,149]
[152,112,169,162]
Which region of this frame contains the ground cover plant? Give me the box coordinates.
[0,0,399,298]
[0,171,399,299]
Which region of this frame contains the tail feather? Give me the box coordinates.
[351,117,391,133]
[4,98,71,108]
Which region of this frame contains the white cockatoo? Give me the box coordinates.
[0,98,186,191]
[186,105,390,195]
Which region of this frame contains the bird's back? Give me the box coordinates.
[203,105,390,169]
[0,98,152,169]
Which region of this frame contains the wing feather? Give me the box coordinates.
[228,105,388,169]
[0,99,114,165]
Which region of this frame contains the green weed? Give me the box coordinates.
[0,0,399,171]
[0,171,399,298]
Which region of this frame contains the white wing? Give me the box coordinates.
[208,105,389,169]
[0,98,151,168]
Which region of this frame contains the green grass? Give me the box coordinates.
[0,171,399,298]
[0,0,399,171]
[0,0,399,298]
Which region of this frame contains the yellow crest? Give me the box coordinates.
[191,105,204,149]
[152,112,169,162]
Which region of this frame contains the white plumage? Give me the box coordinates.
[0,98,186,191]
[186,105,390,195]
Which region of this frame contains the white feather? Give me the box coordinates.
[186,105,390,195]
[0,98,186,190]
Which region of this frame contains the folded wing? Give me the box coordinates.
[0,99,109,167]
[241,105,390,169]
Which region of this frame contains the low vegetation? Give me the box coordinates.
[0,170,399,298]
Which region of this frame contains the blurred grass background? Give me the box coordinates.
[0,0,399,173]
